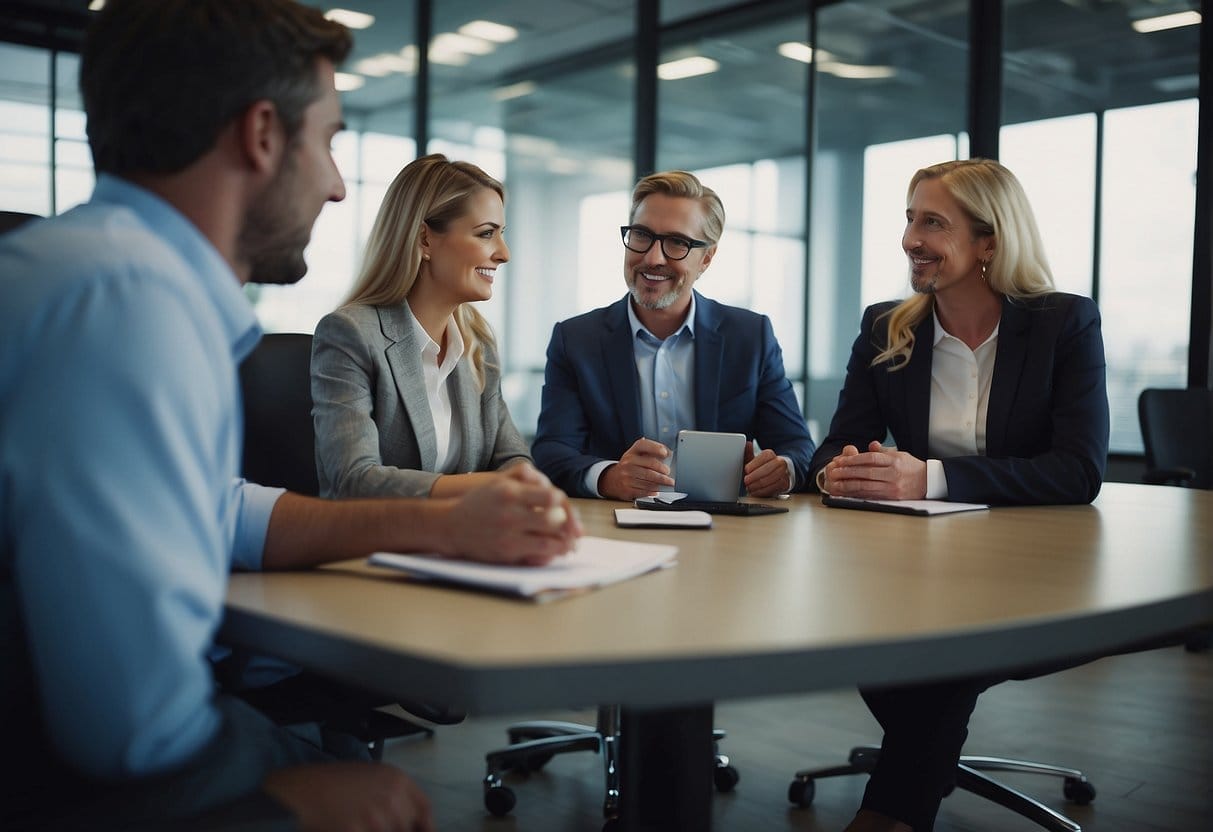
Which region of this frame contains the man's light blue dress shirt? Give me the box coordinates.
[0,176,284,780]
[584,296,698,495]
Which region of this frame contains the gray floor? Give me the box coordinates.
[381,644,1212,831]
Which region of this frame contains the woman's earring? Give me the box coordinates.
[980,260,988,282]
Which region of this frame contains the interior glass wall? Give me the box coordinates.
[1002,0,1201,451]
[656,10,810,421]
[809,0,969,441]
[428,1,636,436]
[0,42,52,216]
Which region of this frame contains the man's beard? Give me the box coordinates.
[239,156,312,286]
[911,274,938,294]
[628,274,684,310]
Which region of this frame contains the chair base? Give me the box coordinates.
[788,745,1094,832]
[484,704,738,824]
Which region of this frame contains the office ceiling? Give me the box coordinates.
[0,0,1202,168]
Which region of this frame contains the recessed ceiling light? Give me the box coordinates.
[432,32,496,57]
[324,8,375,30]
[88,0,105,10]
[334,72,365,91]
[493,81,537,101]
[657,56,719,81]
[353,52,415,77]
[1131,11,1201,33]
[820,61,897,80]
[777,42,814,64]
[460,20,519,44]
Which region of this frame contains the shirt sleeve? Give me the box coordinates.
[8,272,242,781]
[230,479,286,572]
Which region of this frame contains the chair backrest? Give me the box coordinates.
[239,333,319,496]
[0,211,40,236]
[1137,387,1213,489]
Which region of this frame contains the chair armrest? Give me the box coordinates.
[1142,467,1196,486]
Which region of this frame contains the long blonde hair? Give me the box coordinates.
[874,158,1056,369]
[343,153,502,388]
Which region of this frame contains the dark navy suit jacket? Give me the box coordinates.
[811,293,1109,505]
[532,292,816,497]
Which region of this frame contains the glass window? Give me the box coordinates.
[253,1,417,335]
[1100,99,1197,452]
[810,0,968,439]
[428,2,636,438]
[0,43,51,216]
[1002,0,1201,452]
[54,52,92,213]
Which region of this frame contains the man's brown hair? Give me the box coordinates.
[81,0,352,176]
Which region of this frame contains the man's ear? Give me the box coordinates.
[698,244,717,274]
[236,100,284,176]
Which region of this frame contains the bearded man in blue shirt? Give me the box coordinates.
[0,2,579,830]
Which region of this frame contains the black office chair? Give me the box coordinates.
[237,332,462,756]
[239,332,324,496]
[483,703,738,827]
[1139,386,1213,652]
[1138,387,1213,489]
[0,210,39,235]
[788,742,1094,832]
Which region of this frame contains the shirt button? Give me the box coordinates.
[660,391,669,399]
[969,393,975,400]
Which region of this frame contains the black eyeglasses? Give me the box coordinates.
[620,225,708,261]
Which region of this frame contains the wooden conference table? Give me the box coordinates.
[222,482,1213,831]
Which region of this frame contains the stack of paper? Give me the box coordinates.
[368,535,677,602]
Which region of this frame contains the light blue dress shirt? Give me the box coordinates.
[0,176,283,780]
[585,296,698,495]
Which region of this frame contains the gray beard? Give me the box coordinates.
[629,280,681,310]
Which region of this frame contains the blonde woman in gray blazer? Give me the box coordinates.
[312,154,537,499]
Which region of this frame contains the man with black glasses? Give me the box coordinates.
[533,170,815,500]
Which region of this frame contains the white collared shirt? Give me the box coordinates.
[407,305,465,474]
[925,307,999,498]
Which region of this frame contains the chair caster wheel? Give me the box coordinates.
[788,777,815,808]
[484,784,516,816]
[714,763,740,792]
[1063,776,1096,805]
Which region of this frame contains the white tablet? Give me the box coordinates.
[673,430,747,502]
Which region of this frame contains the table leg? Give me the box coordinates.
[617,703,714,831]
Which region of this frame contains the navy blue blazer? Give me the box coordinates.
[532,292,816,497]
[811,293,1109,505]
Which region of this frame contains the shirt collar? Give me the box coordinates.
[627,291,697,342]
[405,302,465,373]
[931,305,1000,349]
[91,174,261,362]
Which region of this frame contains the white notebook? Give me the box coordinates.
[368,535,677,602]
[614,508,712,528]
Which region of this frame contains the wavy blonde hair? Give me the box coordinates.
[874,158,1056,370]
[344,153,502,389]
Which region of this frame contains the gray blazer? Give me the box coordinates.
[311,302,531,498]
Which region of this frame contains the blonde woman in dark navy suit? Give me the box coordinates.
[312,155,570,512]
[814,159,1109,832]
